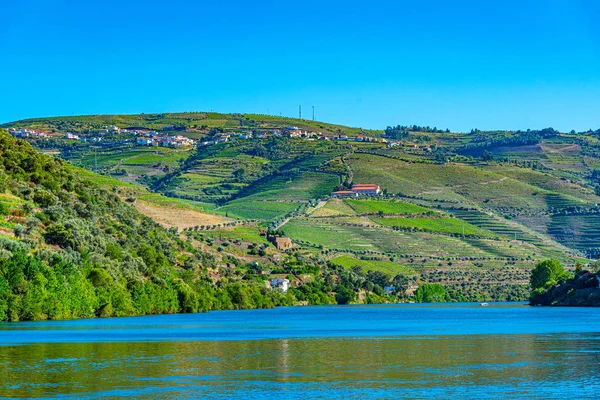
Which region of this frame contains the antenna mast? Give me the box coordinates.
[299,105,302,120]
[312,105,315,121]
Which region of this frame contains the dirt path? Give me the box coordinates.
[342,154,354,185]
[274,216,292,231]
[275,200,328,230]
[307,200,327,215]
[479,177,508,185]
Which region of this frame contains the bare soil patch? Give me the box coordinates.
[133,200,230,229]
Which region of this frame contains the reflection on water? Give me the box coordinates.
[1,303,599,398]
[1,334,600,398]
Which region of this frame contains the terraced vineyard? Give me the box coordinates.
[449,209,570,256]
[284,217,564,264]
[234,171,340,202]
[372,216,498,237]
[345,199,433,215]
[216,201,301,220]
[547,213,600,256]
[330,255,415,275]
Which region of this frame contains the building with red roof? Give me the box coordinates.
[350,184,381,195]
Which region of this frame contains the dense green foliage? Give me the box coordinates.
[0,131,312,321]
[529,260,599,306]
[415,284,449,303]
[529,259,571,292]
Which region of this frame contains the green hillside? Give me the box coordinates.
[0,129,407,321]
[6,113,600,306]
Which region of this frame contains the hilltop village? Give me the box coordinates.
[7,124,390,150]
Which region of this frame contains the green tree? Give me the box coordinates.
[481,150,494,161]
[415,284,448,303]
[530,259,571,291]
[335,286,356,304]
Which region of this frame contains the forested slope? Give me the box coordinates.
[0,130,295,321]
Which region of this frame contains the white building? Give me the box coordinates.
[137,137,154,146]
[270,278,290,292]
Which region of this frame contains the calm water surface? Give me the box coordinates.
[1,303,599,398]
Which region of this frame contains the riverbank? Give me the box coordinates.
[530,271,600,306]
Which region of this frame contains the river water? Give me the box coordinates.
[1,303,599,398]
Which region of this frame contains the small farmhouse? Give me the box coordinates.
[268,235,293,250]
[350,184,381,195]
[270,278,290,292]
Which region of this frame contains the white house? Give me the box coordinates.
[270,278,290,292]
[11,128,37,138]
[137,137,153,146]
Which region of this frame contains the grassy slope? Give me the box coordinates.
[75,169,228,228]
[372,216,498,237]
[330,255,414,275]
[283,217,562,262]
[346,151,600,254]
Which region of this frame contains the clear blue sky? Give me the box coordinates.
[2,0,599,131]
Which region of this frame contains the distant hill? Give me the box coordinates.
[0,112,383,138]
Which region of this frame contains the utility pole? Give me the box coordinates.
[299,105,302,120]
[312,105,315,121]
